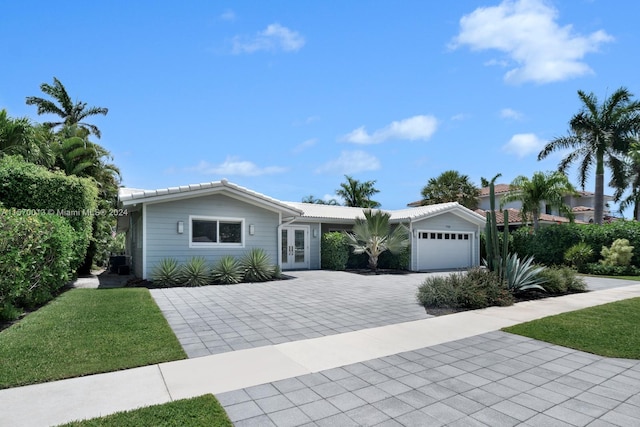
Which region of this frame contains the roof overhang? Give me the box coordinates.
[118,179,302,217]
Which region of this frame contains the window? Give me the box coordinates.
[190,216,243,247]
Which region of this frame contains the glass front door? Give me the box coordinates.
[281,227,309,269]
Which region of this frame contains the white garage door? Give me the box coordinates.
[417,231,473,270]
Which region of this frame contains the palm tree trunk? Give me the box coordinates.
[594,153,605,225]
[532,208,540,231]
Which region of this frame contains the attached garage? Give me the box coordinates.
[416,230,474,270]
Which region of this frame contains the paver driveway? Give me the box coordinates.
[151,270,442,357]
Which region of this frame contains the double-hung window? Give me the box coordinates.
[189,216,244,247]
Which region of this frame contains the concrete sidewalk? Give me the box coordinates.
[1,283,639,426]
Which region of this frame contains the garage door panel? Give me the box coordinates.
[417,231,472,270]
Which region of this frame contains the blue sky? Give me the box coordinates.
[2,1,638,213]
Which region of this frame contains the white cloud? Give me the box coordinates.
[232,23,305,54]
[502,133,545,158]
[451,0,614,84]
[341,115,438,144]
[315,150,381,174]
[189,158,287,176]
[500,108,524,120]
[450,113,470,121]
[220,10,236,22]
[292,138,317,154]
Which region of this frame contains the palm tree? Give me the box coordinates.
[343,209,409,271]
[500,171,577,230]
[538,87,640,225]
[617,140,640,220]
[336,175,380,208]
[26,77,108,138]
[301,195,339,205]
[420,170,480,209]
[0,109,55,166]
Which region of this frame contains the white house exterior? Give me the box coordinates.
[118,180,486,278]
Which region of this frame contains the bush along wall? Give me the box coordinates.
[511,221,640,268]
[0,155,98,270]
[0,210,76,320]
[320,232,349,270]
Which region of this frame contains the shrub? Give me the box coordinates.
[600,238,634,267]
[564,242,594,270]
[560,267,587,292]
[241,248,274,282]
[181,257,211,287]
[210,256,242,285]
[272,264,282,280]
[152,258,182,287]
[0,211,75,320]
[378,245,411,270]
[504,253,546,294]
[511,224,582,266]
[583,263,640,276]
[0,156,98,271]
[416,268,513,310]
[416,276,457,308]
[321,232,349,270]
[538,268,567,294]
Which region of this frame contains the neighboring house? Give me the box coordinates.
[476,185,614,226]
[408,184,614,227]
[117,179,486,279]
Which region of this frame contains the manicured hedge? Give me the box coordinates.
[321,232,349,270]
[0,210,76,320]
[511,221,640,267]
[0,155,97,270]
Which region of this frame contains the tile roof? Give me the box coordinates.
[475,208,586,225]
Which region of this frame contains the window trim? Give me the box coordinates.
[189,215,245,248]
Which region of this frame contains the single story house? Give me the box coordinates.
[117,180,486,279]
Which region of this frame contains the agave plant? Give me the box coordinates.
[151,258,182,287]
[211,256,242,285]
[504,253,547,293]
[241,248,274,282]
[181,257,211,287]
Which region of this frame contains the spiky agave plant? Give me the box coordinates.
[504,253,547,293]
[151,258,182,287]
[211,256,242,285]
[240,248,274,282]
[181,257,211,287]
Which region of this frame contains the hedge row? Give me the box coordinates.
[0,155,97,270]
[511,221,640,266]
[0,210,76,320]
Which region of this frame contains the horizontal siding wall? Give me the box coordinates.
[411,212,481,271]
[144,194,280,278]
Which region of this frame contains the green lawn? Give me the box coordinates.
[0,288,186,389]
[58,394,232,427]
[504,297,640,359]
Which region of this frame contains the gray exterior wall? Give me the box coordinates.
[142,194,280,278]
[410,212,481,271]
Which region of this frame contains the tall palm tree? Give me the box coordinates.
[420,170,480,209]
[343,209,409,271]
[500,171,577,230]
[26,77,108,138]
[538,87,640,225]
[617,140,640,220]
[336,175,380,208]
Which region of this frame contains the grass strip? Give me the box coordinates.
[504,297,640,359]
[58,394,232,427]
[0,288,186,389]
